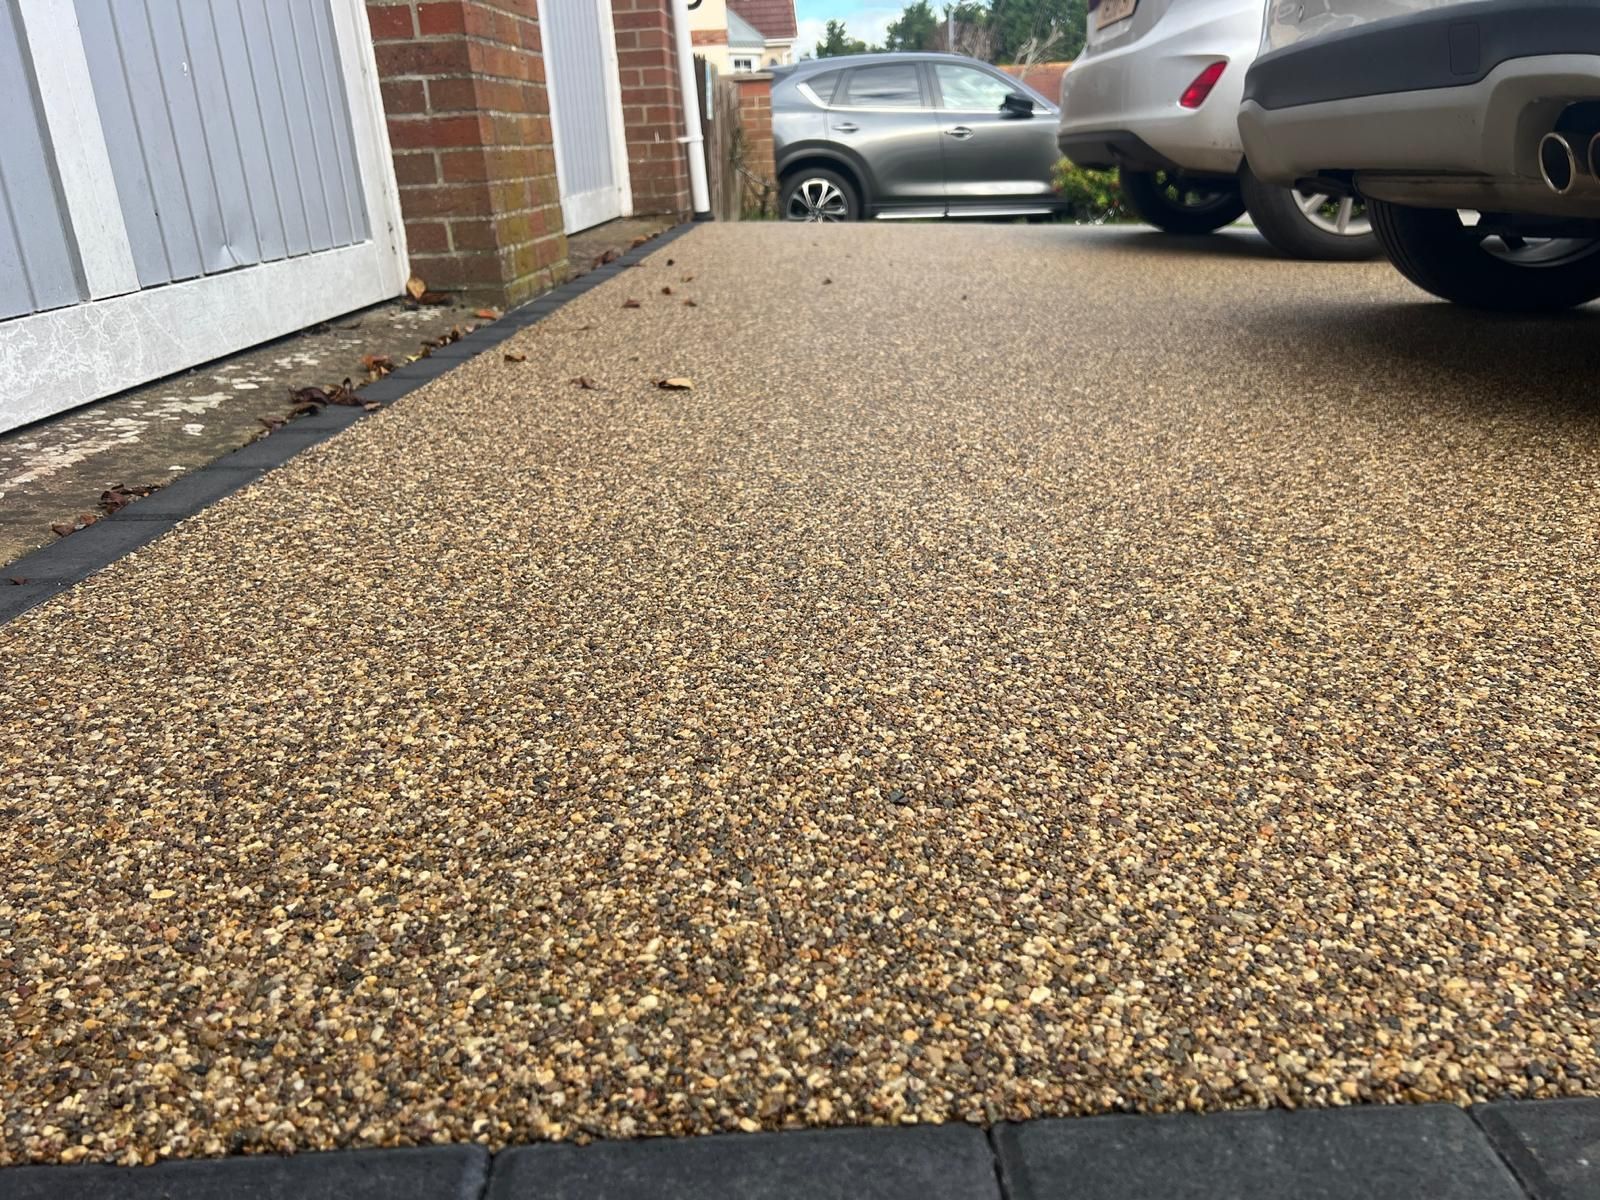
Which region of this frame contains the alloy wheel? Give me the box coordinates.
[1292,189,1371,238]
[786,178,849,222]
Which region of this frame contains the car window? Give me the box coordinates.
[841,64,923,108]
[934,64,1016,111]
[800,70,842,106]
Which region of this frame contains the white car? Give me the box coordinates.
[1239,0,1600,310]
[1057,0,1380,259]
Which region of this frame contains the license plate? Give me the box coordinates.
[1096,0,1136,28]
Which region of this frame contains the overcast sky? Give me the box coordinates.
[794,1,906,55]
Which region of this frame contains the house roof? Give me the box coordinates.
[727,0,796,41]
[727,7,764,49]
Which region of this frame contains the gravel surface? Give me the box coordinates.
[2,224,1597,1167]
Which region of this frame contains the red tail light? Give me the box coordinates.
[1179,61,1227,109]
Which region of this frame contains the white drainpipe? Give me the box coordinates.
[670,0,713,219]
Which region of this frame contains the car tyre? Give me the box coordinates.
[1239,166,1379,261]
[1369,200,1600,312]
[1120,169,1246,235]
[781,169,860,222]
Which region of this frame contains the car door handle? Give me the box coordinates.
[945,126,974,139]
[831,122,859,133]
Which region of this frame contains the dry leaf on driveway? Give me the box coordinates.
[622,299,641,309]
[656,377,693,391]
[504,352,528,363]
[405,276,426,301]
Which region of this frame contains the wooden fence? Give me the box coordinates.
[693,57,776,221]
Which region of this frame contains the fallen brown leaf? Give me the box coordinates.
[291,385,332,408]
[681,274,695,282]
[418,291,450,306]
[656,377,693,391]
[363,401,382,412]
[475,308,500,320]
[50,523,75,538]
[406,275,427,301]
[99,483,158,515]
[661,286,673,296]
[7,577,26,586]
[629,235,650,248]
[595,248,621,267]
[666,258,675,266]
[570,376,598,390]
[822,277,833,285]
[682,299,698,307]
[622,299,641,309]
[504,351,528,363]
[362,353,395,378]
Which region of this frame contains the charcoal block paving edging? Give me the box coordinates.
[0,223,697,626]
[0,1146,490,1200]
[1,1102,1595,1200]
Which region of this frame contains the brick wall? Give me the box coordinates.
[734,75,774,187]
[367,0,567,306]
[1000,62,1072,108]
[610,0,693,218]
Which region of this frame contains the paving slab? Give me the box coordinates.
[487,1125,1000,1200]
[0,1146,488,1200]
[993,1106,1524,1200]
[1,224,1597,1168]
[1475,1100,1600,1200]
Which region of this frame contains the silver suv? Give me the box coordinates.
[1239,0,1600,310]
[771,53,1067,221]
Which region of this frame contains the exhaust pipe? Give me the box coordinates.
[1538,131,1600,195]
[1591,132,1600,184]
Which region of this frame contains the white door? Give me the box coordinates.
[0,0,407,434]
[538,0,631,233]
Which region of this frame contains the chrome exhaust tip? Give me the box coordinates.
[1539,131,1583,194]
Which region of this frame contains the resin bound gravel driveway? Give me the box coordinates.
[2,224,1597,1169]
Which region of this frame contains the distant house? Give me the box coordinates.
[689,0,798,73]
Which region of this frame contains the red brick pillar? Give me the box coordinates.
[610,0,692,218]
[736,75,775,188]
[367,0,567,307]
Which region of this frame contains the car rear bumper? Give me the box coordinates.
[1240,55,1600,216]
[1244,0,1600,111]
[1058,0,1258,176]
[1239,1,1600,217]
[1057,130,1184,173]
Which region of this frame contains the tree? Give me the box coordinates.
[989,0,1087,61]
[883,0,939,51]
[814,18,874,57]
[931,2,995,59]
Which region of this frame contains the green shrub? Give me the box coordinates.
[1052,160,1128,224]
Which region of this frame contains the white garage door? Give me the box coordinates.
[538,0,632,233]
[0,0,406,433]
